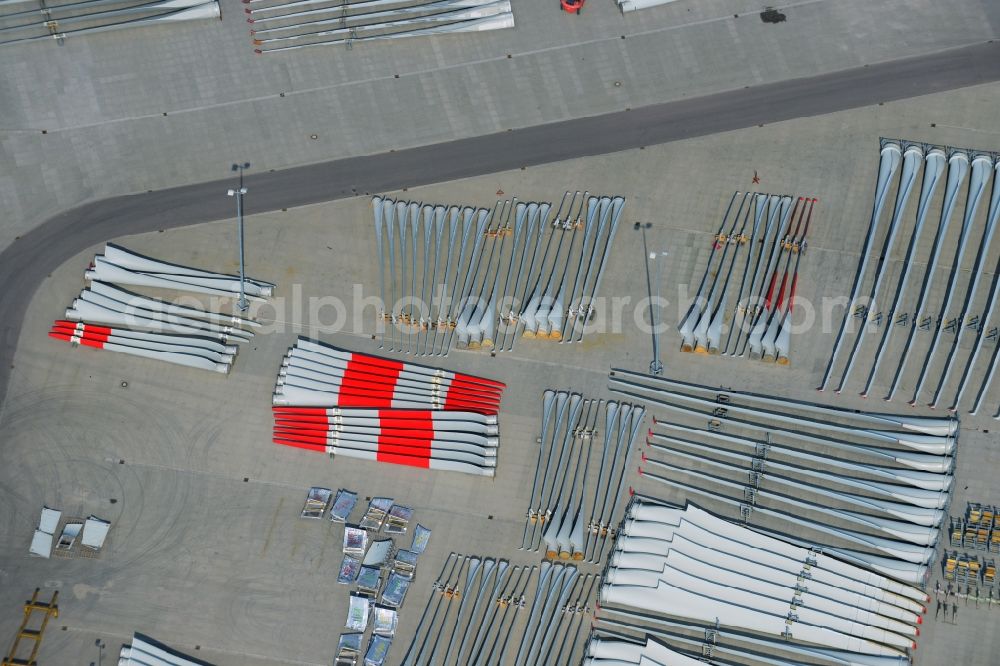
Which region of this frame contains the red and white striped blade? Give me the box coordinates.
[53,320,235,354]
[272,428,496,457]
[49,330,228,373]
[271,406,498,426]
[51,322,233,362]
[281,359,502,400]
[293,340,505,390]
[272,416,498,437]
[276,374,500,411]
[287,349,503,394]
[273,438,496,476]
[273,385,498,413]
[282,356,503,403]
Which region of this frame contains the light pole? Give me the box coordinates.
[636,222,664,375]
[93,638,105,666]
[228,162,251,312]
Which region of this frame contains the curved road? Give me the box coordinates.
[2,41,999,412]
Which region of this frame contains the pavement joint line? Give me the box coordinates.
[97,457,519,524]
[4,41,1000,436]
[11,0,849,136]
[256,323,612,375]
[60,625,329,666]
[930,124,1000,136]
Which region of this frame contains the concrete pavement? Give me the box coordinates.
[3,40,1000,419]
[2,81,1000,664]
[2,0,999,248]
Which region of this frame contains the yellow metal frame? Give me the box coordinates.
[2,589,59,666]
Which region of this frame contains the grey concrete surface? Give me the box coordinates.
[3,39,1000,423]
[3,83,1000,664]
[2,0,999,250]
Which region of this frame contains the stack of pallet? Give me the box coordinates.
[272,340,504,475]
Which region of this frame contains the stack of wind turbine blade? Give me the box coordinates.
[87,281,260,328]
[511,562,580,666]
[723,194,781,355]
[520,392,645,561]
[817,140,1000,411]
[86,245,274,300]
[620,501,929,611]
[403,555,537,666]
[932,157,1000,408]
[819,141,904,391]
[69,290,255,341]
[274,339,504,411]
[732,195,797,357]
[691,192,757,354]
[51,244,270,374]
[273,406,499,431]
[851,148,945,397]
[749,196,815,361]
[274,437,497,475]
[375,195,495,356]
[545,573,599,666]
[641,445,945,532]
[101,243,275,295]
[272,408,498,451]
[524,391,589,554]
[593,609,916,666]
[617,0,684,12]
[764,198,817,364]
[372,193,625,355]
[610,370,959,468]
[679,191,814,362]
[0,0,220,48]
[49,320,232,373]
[828,144,923,386]
[610,370,954,575]
[272,340,504,475]
[648,426,952,499]
[610,369,957,452]
[524,192,583,340]
[51,321,237,358]
[679,192,743,352]
[565,195,627,344]
[601,500,926,659]
[584,635,721,666]
[247,0,514,55]
[908,154,995,405]
[119,632,209,666]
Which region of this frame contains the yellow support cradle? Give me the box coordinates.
[2,589,59,666]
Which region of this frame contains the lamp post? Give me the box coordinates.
[228,162,251,312]
[93,638,105,666]
[636,222,665,375]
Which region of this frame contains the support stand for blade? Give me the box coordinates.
[3,589,59,666]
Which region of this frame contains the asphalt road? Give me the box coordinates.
[1,40,999,416]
